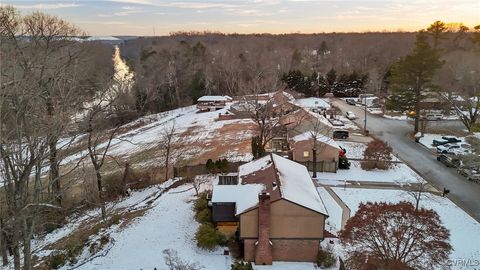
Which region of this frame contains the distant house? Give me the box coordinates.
[196,96,232,111]
[211,154,328,264]
[289,132,341,173]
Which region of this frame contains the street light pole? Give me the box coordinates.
[363,96,367,134]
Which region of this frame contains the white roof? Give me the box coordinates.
[214,153,328,216]
[211,184,265,215]
[291,132,340,149]
[238,155,273,178]
[271,154,328,215]
[197,96,230,102]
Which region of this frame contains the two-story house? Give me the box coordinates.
[211,154,328,265]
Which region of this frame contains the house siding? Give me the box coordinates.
[240,199,325,262]
[240,199,325,239]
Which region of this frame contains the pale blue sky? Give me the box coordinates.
[2,0,479,36]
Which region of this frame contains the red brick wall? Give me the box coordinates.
[255,193,272,265]
[244,239,256,262]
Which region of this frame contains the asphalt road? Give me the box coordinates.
[332,99,480,222]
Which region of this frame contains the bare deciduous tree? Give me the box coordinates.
[162,249,204,270]
[159,122,179,181]
[188,175,209,196]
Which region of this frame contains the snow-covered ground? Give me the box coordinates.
[418,133,465,150]
[52,179,319,270]
[332,188,480,269]
[73,185,232,270]
[336,140,399,161]
[63,104,255,168]
[295,97,331,109]
[317,161,421,184]
[383,113,408,120]
[317,187,343,233]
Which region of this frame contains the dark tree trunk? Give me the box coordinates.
[49,139,61,206]
[122,162,130,195]
[312,148,317,178]
[11,219,20,270]
[22,217,33,270]
[165,145,170,181]
[46,97,62,206]
[0,219,8,267]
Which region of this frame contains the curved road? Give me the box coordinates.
[332,99,480,222]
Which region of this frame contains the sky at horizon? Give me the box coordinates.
[2,0,479,36]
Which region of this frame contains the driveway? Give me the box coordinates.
[332,98,480,222]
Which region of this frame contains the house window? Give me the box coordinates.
[303,151,310,158]
[218,175,238,185]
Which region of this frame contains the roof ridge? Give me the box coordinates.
[269,153,283,198]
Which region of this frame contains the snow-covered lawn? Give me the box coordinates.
[383,113,408,120]
[332,188,480,270]
[336,140,399,161]
[295,97,331,109]
[418,133,465,150]
[316,161,421,184]
[62,104,255,168]
[317,187,343,233]
[336,141,366,159]
[73,185,231,270]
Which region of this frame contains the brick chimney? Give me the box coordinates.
[255,192,272,265]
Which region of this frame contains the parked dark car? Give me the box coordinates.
[457,167,471,177]
[442,136,462,143]
[468,174,480,184]
[333,130,349,139]
[433,136,462,146]
[346,98,356,105]
[437,154,461,167]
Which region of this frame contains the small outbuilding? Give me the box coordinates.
[196,95,232,111]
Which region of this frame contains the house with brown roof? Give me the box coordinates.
[211,154,328,264]
[289,132,341,173]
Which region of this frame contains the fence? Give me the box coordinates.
[297,161,338,173]
[173,161,246,178]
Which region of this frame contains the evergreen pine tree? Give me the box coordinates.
[387,31,443,132]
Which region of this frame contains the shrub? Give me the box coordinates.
[339,156,351,169]
[48,252,67,270]
[471,123,480,133]
[195,223,225,250]
[206,159,215,173]
[109,213,122,225]
[361,138,393,170]
[231,261,254,270]
[316,248,336,268]
[195,208,212,224]
[194,193,208,212]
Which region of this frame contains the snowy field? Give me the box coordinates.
[418,133,466,149]
[336,140,399,161]
[317,161,421,184]
[317,187,343,233]
[61,181,320,270]
[295,97,331,109]
[336,141,366,159]
[72,185,232,270]
[62,104,255,167]
[332,188,480,270]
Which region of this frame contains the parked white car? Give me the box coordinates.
[346,111,356,120]
[436,143,460,154]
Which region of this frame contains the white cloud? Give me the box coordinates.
[107,0,238,9]
[7,3,80,9]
